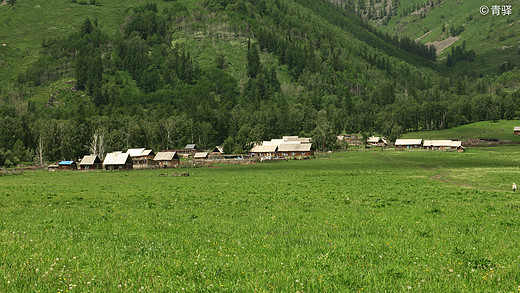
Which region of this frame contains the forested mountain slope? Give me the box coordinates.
[0,0,519,166]
[340,0,520,75]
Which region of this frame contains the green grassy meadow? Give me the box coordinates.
[2,148,520,291]
[402,120,520,142]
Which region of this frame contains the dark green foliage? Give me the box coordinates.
[446,42,475,67]
[449,24,464,37]
[1,1,520,166]
[246,41,260,78]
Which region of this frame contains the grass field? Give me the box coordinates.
[402,120,520,142]
[2,147,520,291]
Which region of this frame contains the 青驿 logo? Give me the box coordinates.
[480,5,512,16]
[480,5,489,15]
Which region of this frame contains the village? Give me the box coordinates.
[46,134,468,171]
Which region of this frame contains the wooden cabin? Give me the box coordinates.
[249,136,313,157]
[277,143,314,157]
[79,155,102,170]
[514,127,520,135]
[193,152,209,160]
[184,144,198,155]
[126,148,156,169]
[48,164,59,172]
[211,146,224,155]
[367,136,388,147]
[153,151,180,168]
[423,140,453,150]
[450,140,465,152]
[103,152,133,170]
[58,161,77,170]
[249,144,278,157]
[395,139,423,149]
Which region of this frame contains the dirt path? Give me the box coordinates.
[415,31,432,42]
[426,36,460,55]
[429,171,474,188]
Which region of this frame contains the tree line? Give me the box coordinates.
[1,0,519,167]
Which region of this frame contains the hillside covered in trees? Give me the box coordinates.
[0,0,519,166]
[341,0,520,75]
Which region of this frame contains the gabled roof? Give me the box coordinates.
[126,148,153,157]
[59,161,76,165]
[126,148,146,157]
[395,139,423,146]
[515,127,520,131]
[194,152,209,159]
[142,149,154,156]
[212,146,224,153]
[249,145,278,153]
[79,155,101,165]
[185,144,197,149]
[103,152,132,165]
[423,140,453,147]
[451,141,463,147]
[283,136,311,143]
[154,151,179,161]
[278,143,312,152]
[367,136,381,143]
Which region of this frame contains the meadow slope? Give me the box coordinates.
[402,120,520,142]
[2,148,520,291]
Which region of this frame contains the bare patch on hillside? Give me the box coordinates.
[426,36,460,55]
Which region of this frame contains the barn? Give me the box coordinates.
[514,127,520,135]
[103,152,133,170]
[79,155,102,170]
[126,148,156,169]
[395,139,423,149]
[58,161,77,170]
[153,151,180,168]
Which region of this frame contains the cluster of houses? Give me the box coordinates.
[48,133,468,171]
[48,137,315,171]
[48,146,210,171]
[365,136,465,151]
[248,136,314,158]
[396,139,464,151]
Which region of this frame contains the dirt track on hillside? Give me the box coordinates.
[426,36,460,55]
